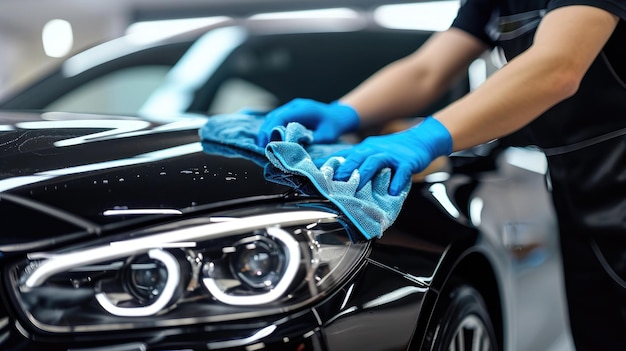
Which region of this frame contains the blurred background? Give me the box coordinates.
[0,0,464,100]
[0,0,272,97]
[0,1,221,94]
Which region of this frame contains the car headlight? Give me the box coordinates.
[7,208,368,333]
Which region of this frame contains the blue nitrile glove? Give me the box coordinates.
[314,116,452,196]
[256,98,360,147]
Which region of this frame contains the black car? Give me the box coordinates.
[0,108,573,350]
[0,6,573,351]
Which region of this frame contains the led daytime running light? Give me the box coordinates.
[203,227,300,305]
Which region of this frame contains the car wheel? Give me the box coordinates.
[424,284,498,351]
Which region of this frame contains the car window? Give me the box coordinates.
[208,78,278,114]
[45,65,171,115]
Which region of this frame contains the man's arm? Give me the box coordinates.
[255,24,488,147]
[340,28,489,129]
[434,5,619,152]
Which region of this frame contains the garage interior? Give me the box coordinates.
[0,0,429,98]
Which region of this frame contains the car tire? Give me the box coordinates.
[423,284,498,351]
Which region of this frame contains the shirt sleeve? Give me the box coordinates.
[450,0,498,47]
[548,0,626,19]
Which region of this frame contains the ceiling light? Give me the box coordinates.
[42,19,74,58]
[250,8,358,20]
[125,16,231,45]
[374,1,460,32]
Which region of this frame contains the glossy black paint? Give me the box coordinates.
[0,112,454,350]
[0,111,570,350]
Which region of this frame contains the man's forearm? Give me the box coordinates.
[340,29,488,129]
[434,47,579,151]
[339,58,447,128]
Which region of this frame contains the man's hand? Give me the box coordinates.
[315,116,452,196]
[256,98,359,147]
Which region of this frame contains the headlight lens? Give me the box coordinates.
[8,209,368,332]
[231,234,286,290]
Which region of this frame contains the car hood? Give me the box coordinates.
[0,112,303,250]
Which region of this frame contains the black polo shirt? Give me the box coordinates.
[452,0,626,150]
[452,1,626,239]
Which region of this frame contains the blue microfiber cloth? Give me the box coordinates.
[198,113,410,240]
